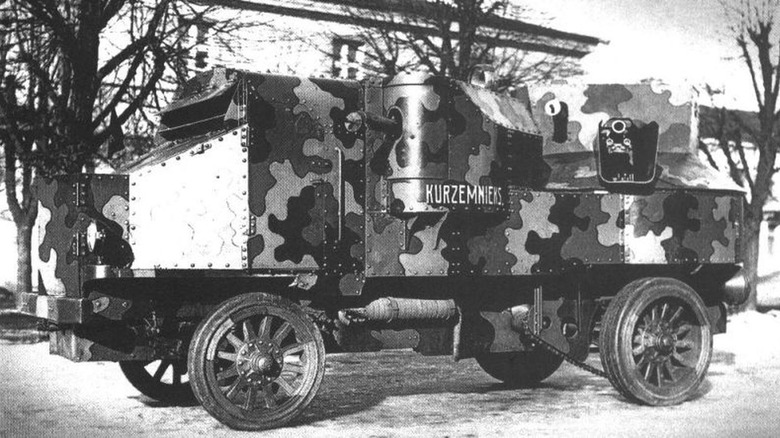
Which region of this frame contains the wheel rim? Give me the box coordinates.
[120,359,194,404]
[628,297,706,392]
[144,359,189,387]
[204,305,320,422]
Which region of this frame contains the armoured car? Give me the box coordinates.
[17,68,748,430]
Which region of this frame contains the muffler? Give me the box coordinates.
[338,298,457,325]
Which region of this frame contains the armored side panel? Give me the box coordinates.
[121,70,365,293]
[128,126,249,269]
[515,83,745,269]
[361,78,743,278]
[504,189,742,274]
[126,68,249,270]
[364,74,543,277]
[527,83,742,192]
[622,191,742,264]
[360,186,741,279]
[241,73,365,293]
[32,174,129,297]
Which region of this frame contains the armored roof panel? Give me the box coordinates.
[161,68,239,115]
[459,83,540,135]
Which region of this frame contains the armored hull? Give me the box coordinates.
[18,68,748,430]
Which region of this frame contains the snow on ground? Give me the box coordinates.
[0,219,15,291]
[717,310,780,367]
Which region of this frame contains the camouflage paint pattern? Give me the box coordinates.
[32,71,745,301]
[371,74,545,215]
[526,82,743,192]
[24,70,748,370]
[240,72,366,294]
[365,187,741,278]
[32,175,129,297]
[529,83,695,155]
[624,191,742,265]
[364,77,742,278]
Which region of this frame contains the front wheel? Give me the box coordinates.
[188,293,325,430]
[599,277,712,406]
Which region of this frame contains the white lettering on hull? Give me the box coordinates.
[424,184,504,206]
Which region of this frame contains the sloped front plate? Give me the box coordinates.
[129,126,248,269]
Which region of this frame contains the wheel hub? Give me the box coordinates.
[657,334,675,353]
[249,352,273,374]
[236,340,284,384]
[640,319,678,358]
[642,324,677,361]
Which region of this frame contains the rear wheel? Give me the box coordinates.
[476,349,564,387]
[188,293,325,430]
[600,277,712,406]
[119,360,194,405]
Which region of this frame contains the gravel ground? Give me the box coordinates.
[2,311,780,437]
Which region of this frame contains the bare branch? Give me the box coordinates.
[716,131,744,185]
[93,48,166,146]
[737,35,766,114]
[734,128,756,193]
[698,140,720,170]
[15,0,77,56]
[101,0,126,27]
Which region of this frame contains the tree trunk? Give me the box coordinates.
[739,214,761,312]
[15,217,33,294]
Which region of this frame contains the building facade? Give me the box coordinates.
[186,0,601,80]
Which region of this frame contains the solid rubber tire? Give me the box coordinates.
[188,292,325,430]
[599,277,712,406]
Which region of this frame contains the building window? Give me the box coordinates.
[185,18,214,72]
[194,21,211,69]
[332,38,363,79]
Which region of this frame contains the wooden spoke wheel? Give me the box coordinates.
[600,277,712,406]
[476,350,564,387]
[119,359,194,405]
[188,293,325,430]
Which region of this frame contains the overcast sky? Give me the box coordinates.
[526,0,757,110]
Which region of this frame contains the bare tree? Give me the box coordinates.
[196,0,596,88]
[709,0,780,310]
[329,0,588,87]
[0,3,46,294]
[0,0,253,293]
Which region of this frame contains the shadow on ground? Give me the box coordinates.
[288,351,638,427]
